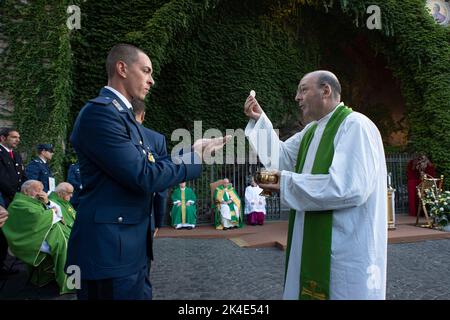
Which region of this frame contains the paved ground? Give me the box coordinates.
[1,238,450,300]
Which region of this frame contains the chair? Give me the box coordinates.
[415,173,444,228]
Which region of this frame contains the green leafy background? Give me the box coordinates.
[1,0,449,187]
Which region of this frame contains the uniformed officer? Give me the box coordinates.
[67,43,230,300]
[67,161,82,209]
[25,143,55,193]
[132,98,168,299]
[0,127,25,276]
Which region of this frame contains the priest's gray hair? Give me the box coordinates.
[55,182,73,195]
[21,180,43,194]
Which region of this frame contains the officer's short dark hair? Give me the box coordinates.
[0,127,18,139]
[317,73,341,99]
[106,43,144,79]
[131,98,146,116]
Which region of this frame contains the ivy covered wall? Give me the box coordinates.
[1,0,449,187]
[1,0,73,180]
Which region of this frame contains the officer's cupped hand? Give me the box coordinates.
[192,135,232,158]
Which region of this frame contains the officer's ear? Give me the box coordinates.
[116,60,128,79]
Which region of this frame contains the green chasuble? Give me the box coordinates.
[49,192,77,228]
[213,185,244,229]
[3,192,74,294]
[171,187,197,226]
[285,105,352,300]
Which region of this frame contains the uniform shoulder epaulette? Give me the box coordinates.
[89,96,113,105]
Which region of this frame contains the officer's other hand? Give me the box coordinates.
[0,206,8,228]
[244,95,263,121]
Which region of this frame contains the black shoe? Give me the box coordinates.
[0,266,19,277]
[186,226,193,230]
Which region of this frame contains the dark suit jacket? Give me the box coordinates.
[0,145,26,205]
[67,87,201,280]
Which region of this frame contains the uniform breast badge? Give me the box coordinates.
[147,152,155,163]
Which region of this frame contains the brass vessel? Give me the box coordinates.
[255,169,278,196]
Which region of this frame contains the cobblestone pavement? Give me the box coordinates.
[1,238,450,300]
[150,238,285,300]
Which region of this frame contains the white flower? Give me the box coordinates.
[440,207,444,212]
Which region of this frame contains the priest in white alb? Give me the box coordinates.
[244,71,387,300]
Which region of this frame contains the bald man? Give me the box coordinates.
[2,180,73,294]
[49,182,77,228]
[244,70,387,300]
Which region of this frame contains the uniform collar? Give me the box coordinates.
[0,144,12,153]
[38,156,47,164]
[104,86,133,110]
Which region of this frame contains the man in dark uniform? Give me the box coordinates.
[0,127,26,276]
[67,161,82,209]
[25,144,55,193]
[132,99,168,236]
[67,43,229,300]
[132,98,168,298]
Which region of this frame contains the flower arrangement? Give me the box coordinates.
[423,189,450,227]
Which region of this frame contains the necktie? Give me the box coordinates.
[9,150,14,159]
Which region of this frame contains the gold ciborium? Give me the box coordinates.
[255,169,279,197]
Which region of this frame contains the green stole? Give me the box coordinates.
[284,105,352,300]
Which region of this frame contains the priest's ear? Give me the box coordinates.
[320,83,332,99]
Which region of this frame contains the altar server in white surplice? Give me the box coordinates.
[244,70,387,300]
[244,177,266,225]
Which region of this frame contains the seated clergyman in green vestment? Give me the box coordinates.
[48,182,77,229]
[213,179,243,230]
[2,180,74,294]
[170,182,197,229]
